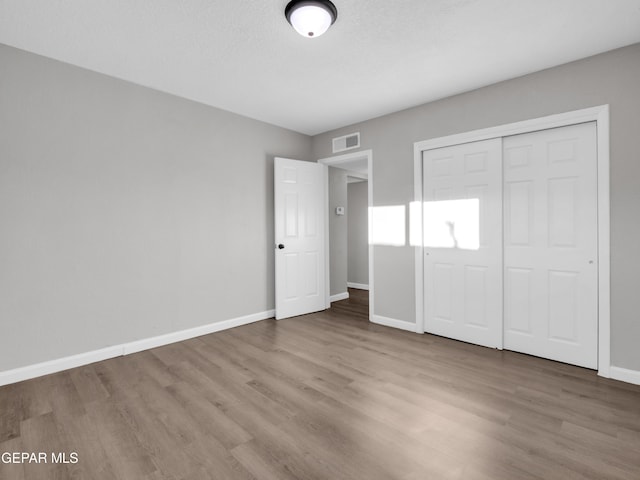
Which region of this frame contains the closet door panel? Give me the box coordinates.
[422,138,503,349]
[503,122,598,369]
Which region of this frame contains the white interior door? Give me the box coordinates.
[503,122,598,368]
[274,157,326,320]
[422,138,503,348]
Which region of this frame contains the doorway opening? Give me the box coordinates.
[318,150,373,321]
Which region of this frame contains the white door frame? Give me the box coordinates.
[318,150,373,320]
[413,105,611,377]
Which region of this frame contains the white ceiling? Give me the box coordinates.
[1,0,639,135]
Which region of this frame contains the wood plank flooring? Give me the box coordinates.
[330,288,369,320]
[1,291,640,479]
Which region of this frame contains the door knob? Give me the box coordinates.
[278,244,285,249]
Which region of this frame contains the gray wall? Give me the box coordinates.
[328,167,348,296]
[3,40,640,374]
[347,181,369,286]
[312,43,640,371]
[0,45,311,371]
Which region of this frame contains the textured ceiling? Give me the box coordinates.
[1,0,639,135]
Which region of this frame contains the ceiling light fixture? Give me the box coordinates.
[285,0,338,38]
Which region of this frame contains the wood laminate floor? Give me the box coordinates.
[1,291,640,479]
[330,288,369,320]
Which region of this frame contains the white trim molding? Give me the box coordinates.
[318,149,374,323]
[609,366,640,386]
[322,164,331,310]
[0,310,274,387]
[347,282,369,290]
[0,345,123,388]
[413,106,610,152]
[371,315,419,333]
[330,292,350,303]
[414,105,612,379]
[122,310,273,355]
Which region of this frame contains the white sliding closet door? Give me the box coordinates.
[422,139,503,349]
[503,122,598,368]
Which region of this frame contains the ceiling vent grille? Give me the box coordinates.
[332,132,360,153]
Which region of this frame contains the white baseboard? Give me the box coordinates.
[0,345,123,388]
[609,366,640,386]
[0,309,275,387]
[330,292,349,303]
[371,314,419,333]
[123,310,273,355]
[347,282,369,290]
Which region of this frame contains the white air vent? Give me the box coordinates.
[332,132,360,153]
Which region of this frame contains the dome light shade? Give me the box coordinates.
[285,0,338,38]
